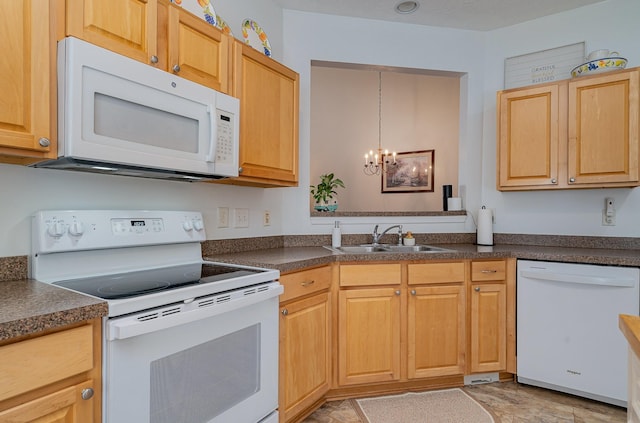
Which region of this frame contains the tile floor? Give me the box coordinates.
[302,381,627,422]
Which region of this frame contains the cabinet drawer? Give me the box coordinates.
[340,264,401,287]
[408,262,465,285]
[471,260,506,281]
[0,324,94,402]
[280,266,331,303]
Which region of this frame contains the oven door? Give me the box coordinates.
[104,283,282,423]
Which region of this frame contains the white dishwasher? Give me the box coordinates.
[517,260,639,407]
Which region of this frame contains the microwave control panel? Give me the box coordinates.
[215,111,234,165]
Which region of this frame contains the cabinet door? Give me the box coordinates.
[408,284,465,378]
[279,293,330,423]
[0,380,95,423]
[568,69,639,185]
[338,287,402,386]
[66,0,158,65]
[497,84,563,189]
[229,41,299,187]
[470,283,506,373]
[167,6,230,92]
[0,0,55,162]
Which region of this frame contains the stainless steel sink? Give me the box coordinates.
[332,245,390,253]
[385,245,452,253]
[325,244,454,254]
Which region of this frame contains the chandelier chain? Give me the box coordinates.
[363,71,397,176]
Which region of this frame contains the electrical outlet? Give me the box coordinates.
[217,207,229,228]
[263,210,271,226]
[234,208,249,228]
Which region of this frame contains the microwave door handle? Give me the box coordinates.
[205,106,217,163]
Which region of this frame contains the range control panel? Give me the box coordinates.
[32,210,206,254]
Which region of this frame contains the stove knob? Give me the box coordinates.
[182,220,193,231]
[192,219,204,231]
[47,222,65,238]
[68,221,85,236]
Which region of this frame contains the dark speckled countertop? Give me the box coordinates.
[205,242,640,274]
[2,233,640,343]
[0,279,107,341]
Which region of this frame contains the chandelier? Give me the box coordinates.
[363,71,397,176]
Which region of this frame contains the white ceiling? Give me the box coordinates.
[273,0,605,31]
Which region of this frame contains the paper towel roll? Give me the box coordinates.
[477,207,494,246]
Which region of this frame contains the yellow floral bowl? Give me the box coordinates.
[571,57,627,78]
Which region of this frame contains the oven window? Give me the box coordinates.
[150,324,260,423]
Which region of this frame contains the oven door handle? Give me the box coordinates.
[107,283,283,341]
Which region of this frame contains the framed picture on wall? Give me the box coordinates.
[381,150,434,193]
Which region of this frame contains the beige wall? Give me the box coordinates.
[310,65,460,212]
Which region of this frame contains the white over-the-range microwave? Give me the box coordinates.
[32,37,240,182]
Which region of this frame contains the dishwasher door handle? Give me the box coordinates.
[520,269,637,288]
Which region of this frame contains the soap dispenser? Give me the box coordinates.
[332,221,342,248]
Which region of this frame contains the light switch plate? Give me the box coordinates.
[234,208,249,228]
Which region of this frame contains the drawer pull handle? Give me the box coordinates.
[300,280,315,287]
[395,290,401,296]
[475,287,481,292]
[481,269,497,273]
[81,388,94,400]
[411,289,416,296]
[281,309,289,316]
[150,55,159,64]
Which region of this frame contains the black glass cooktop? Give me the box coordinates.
[53,263,263,300]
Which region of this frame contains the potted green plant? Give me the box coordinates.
[310,173,345,212]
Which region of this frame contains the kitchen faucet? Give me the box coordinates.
[371,224,403,245]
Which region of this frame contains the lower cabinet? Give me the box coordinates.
[277,258,515,421]
[0,381,96,422]
[279,266,331,423]
[469,260,509,374]
[338,286,402,385]
[408,262,466,379]
[338,262,467,386]
[0,319,102,422]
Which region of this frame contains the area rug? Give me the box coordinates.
[354,388,495,423]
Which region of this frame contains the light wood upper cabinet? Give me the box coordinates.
[0,320,102,422]
[66,0,158,65]
[0,0,56,163]
[497,84,563,188]
[67,0,231,93]
[164,3,230,92]
[497,68,640,190]
[279,266,331,423]
[221,41,299,187]
[568,70,639,185]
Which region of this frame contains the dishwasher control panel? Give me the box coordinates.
[32,210,206,254]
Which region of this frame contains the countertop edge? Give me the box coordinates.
[620,314,640,359]
[4,242,640,342]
